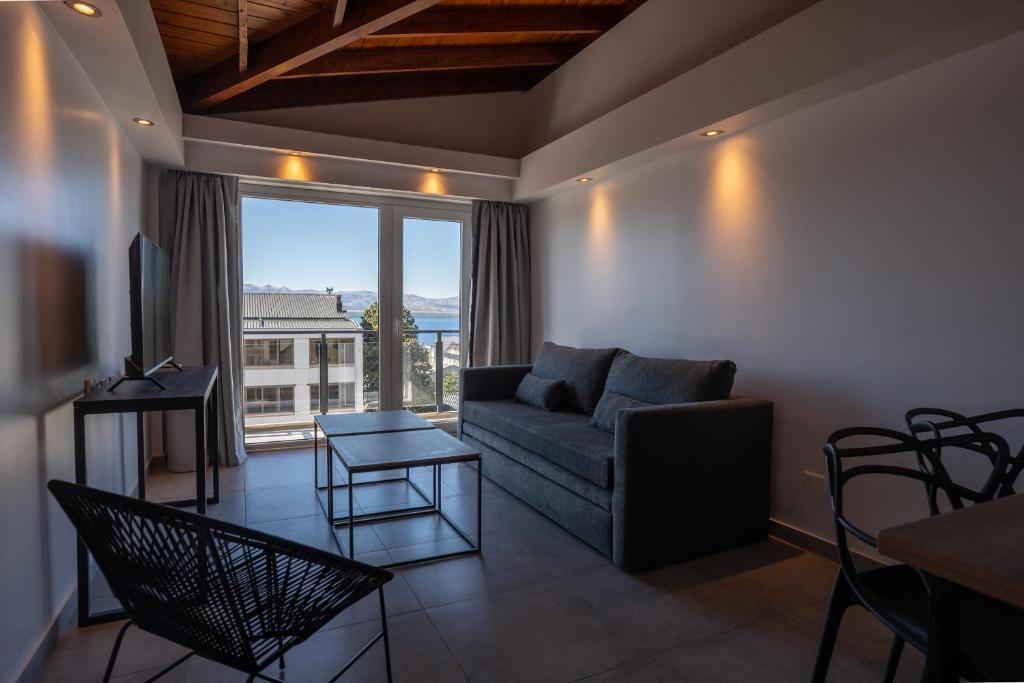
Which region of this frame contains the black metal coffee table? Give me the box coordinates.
[327,428,482,567]
[314,410,434,525]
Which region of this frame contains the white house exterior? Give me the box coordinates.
[242,292,365,430]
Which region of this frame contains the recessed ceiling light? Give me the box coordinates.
[700,130,725,137]
[288,151,301,156]
[65,1,102,17]
[132,117,154,126]
[577,177,593,183]
[430,168,442,173]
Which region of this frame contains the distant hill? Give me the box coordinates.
[243,284,459,316]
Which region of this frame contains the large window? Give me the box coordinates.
[309,382,356,413]
[244,339,294,368]
[245,386,295,415]
[310,337,355,367]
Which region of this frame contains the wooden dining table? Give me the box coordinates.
[877,494,1024,682]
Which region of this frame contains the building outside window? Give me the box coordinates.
[244,339,294,367]
[310,337,355,367]
[245,385,295,415]
[309,382,356,413]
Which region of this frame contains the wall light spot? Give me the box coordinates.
[419,171,447,195]
[278,154,310,181]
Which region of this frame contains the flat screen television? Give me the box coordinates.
[127,232,173,377]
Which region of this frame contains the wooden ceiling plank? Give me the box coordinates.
[239,0,248,71]
[205,66,552,113]
[183,0,444,110]
[374,6,619,37]
[333,0,348,27]
[278,43,574,78]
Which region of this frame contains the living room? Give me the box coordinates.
[2,1,1023,681]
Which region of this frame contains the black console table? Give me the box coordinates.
[72,365,219,626]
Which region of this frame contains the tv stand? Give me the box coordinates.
[108,357,183,392]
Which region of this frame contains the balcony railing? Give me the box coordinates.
[242,327,460,425]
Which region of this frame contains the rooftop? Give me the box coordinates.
[242,292,360,331]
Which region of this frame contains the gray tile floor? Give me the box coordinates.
[40,448,923,682]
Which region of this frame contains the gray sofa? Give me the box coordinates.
[458,342,774,573]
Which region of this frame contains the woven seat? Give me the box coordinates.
[48,480,394,682]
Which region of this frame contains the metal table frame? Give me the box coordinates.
[326,437,482,568]
[72,366,219,626]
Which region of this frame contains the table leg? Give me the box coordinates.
[923,574,960,683]
[136,411,146,501]
[74,407,89,626]
[348,472,355,558]
[327,439,335,524]
[476,459,482,551]
[195,402,207,515]
[209,381,219,504]
[314,422,319,489]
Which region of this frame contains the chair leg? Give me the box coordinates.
[379,587,393,683]
[884,635,904,683]
[102,621,132,683]
[812,572,853,683]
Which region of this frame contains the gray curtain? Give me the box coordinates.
[158,170,246,470]
[468,200,531,367]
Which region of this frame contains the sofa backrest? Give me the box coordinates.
[531,341,620,414]
[605,351,736,405]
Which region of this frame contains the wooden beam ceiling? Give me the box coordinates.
[204,66,553,113]
[154,0,650,113]
[279,43,575,79]
[183,0,444,110]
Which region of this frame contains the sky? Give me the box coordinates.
[242,197,461,299]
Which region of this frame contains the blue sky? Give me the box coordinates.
[242,197,461,299]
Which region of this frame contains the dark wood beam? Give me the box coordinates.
[333,0,348,28]
[183,0,443,110]
[373,5,619,37]
[238,0,248,72]
[203,66,553,114]
[278,43,575,79]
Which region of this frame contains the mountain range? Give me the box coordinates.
[243,284,459,316]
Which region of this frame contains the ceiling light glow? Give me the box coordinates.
[577,177,593,183]
[132,117,154,126]
[65,1,102,17]
[700,130,725,137]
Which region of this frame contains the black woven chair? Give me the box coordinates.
[811,428,1024,683]
[48,480,394,683]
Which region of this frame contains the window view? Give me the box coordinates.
[401,216,462,415]
[242,196,379,447]
[241,196,464,447]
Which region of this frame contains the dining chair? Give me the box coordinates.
[48,480,394,682]
[811,427,1024,682]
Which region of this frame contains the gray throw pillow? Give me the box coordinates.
[531,341,620,414]
[591,391,652,433]
[514,373,565,411]
[604,351,736,405]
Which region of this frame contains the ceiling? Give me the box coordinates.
[151,0,649,114]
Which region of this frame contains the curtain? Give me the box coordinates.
[468,200,531,367]
[158,170,246,470]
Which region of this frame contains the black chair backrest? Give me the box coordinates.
[822,427,1012,608]
[906,407,1024,500]
[49,480,391,673]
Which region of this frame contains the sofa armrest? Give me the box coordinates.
[459,365,533,403]
[612,397,774,572]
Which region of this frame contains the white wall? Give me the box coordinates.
[530,33,1024,545]
[0,4,144,680]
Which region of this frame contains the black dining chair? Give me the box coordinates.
[811,427,1024,683]
[48,480,394,683]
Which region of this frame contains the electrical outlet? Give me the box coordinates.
[802,470,829,496]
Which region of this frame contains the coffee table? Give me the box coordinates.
[327,428,482,567]
[314,411,434,526]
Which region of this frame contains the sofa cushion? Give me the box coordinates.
[605,351,736,405]
[462,399,614,489]
[591,391,652,433]
[514,373,564,411]
[531,341,620,414]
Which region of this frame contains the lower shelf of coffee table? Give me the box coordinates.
[333,510,479,568]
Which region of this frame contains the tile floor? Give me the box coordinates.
[39,447,923,682]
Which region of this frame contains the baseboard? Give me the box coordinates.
[769,519,883,570]
[12,583,77,683]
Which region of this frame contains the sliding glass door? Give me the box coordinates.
[240,185,469,447]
